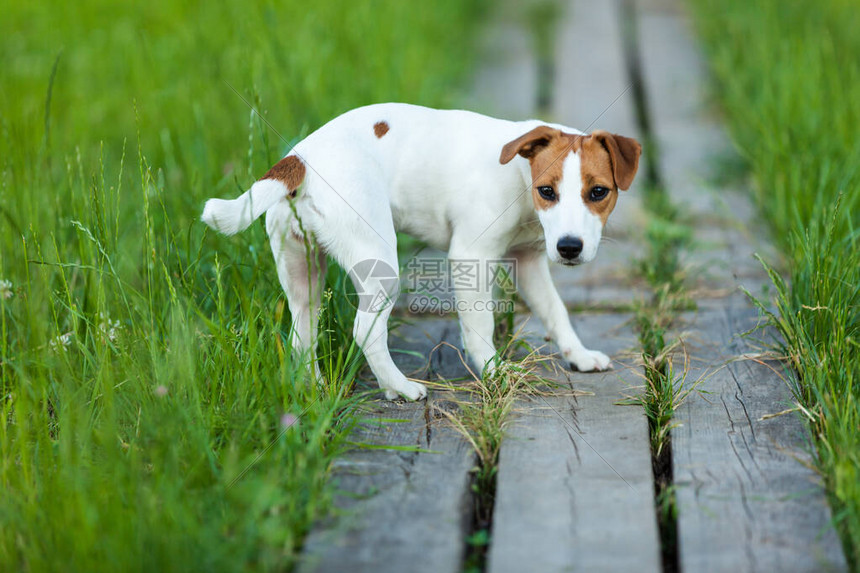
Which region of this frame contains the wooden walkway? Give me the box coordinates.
[299,0,847,571]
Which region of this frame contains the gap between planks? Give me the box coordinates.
[632,0,848,569]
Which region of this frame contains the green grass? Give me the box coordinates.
[636,188,691,298]
[632,223,689,573]
[629,135,693,573]
[688,0,860,567]
[0,0,486,570]
[433,340,556,573]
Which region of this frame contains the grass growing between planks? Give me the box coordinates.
[689,0,860,567]
[428,337,558,573]
[628,180,694,573]
[0,1,486,570]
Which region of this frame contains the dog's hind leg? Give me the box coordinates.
[329,229,427,401]
[266,201,327,373]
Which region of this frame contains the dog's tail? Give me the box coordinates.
[201,155,306,236]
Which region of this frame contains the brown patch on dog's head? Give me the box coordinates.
[577,131,641,223]
[579,131,641,223]
[500,125,559,164]
[501,126,641,217]
[590,130,641,191]
[262,155,306,197]
[578,136,619,224]
[501,126,583,211]
[373,121,389,138]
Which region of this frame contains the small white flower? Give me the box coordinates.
[50,332,73,351]
[98,312,121,341]
[155,385,168,397]
[0,280,12,300]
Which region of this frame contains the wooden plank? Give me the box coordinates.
[549,0,649,310]
[555,0,640,139]
[672,308,847,572]
[634,1,847,567]
[485,7,661,569]
[299,320,474,573]
[633,0,774,304]
[386,317,473,382]
[469,0,538,120]
[488,313,662,573]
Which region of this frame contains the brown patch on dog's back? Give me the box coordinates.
[373,121,389,138]
[262,155,306,197]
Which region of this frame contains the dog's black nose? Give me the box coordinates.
[557,236,583,260]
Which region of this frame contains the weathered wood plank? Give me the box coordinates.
[634,1,847,568]
[485,7,660,568]
[550,0,649,310]
[633,0,774,305]
[469,0,538,120]
[672,308,847,572]
[299,320,474,573]
[488,313,662,573]
[555,0,641,140]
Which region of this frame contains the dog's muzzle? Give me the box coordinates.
[557,236,583,263]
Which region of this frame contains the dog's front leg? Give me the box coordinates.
[448,244,500,376]
[512,249,611,371]
[455,287,499,375]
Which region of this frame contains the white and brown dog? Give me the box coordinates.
[202,103,640,400]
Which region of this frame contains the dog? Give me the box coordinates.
[201,103,641,400]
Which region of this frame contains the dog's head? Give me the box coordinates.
[500,126,641,265]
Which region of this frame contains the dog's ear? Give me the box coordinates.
[591,130,641,190]
[499,125,560,164]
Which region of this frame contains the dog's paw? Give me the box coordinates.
[568,349,612,372]
[384,380,428,401]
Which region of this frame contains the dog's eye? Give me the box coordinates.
[537,185,556,201]
[589,186,610,201]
